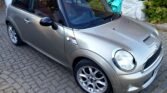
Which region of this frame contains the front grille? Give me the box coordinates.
[144,44,162,69]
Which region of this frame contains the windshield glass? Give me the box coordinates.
[62,0,119,29]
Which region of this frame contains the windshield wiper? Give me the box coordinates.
[102,13,121,20]
[102,14,113,20]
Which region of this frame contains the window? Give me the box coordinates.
[12,0,30,10]
[34,0,63,23]
[34,0,64,24]
[62,0,113,29]
[88,0,106,12]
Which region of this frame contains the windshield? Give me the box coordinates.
[62,0,119,29]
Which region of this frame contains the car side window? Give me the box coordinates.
[12,0,30,10]
[34,0,64,24]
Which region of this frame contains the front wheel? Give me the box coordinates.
[7,23,23,45]
[74,59,112,93]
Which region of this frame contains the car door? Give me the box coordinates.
[9,0,32,40]
[11,0,67,64]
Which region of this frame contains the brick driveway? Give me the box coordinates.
[0,8,167,93]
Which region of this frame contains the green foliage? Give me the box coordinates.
[144,0,167,24]
[88,0,105,11]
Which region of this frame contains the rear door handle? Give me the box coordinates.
[24,18,31,24]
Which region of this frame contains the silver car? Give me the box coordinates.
[5,0,163,93]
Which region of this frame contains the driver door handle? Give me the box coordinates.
[24,18,31,24]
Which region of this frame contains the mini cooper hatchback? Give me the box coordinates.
[6,0,163,93]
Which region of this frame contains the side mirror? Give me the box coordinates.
[40,17,53,26]
[40,17,58,30]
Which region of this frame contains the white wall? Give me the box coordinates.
[5,0,12,7]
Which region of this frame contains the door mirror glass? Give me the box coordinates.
[40,17,53,26]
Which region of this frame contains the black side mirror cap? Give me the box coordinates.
[40,17,58,30]
[40,17,53,26]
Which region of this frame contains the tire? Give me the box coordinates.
[7,23,23,45]
[74,59,112,93]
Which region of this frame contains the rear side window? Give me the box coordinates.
[34,0,58,17]
[12,0,30,10]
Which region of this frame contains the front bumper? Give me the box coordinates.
[116,48,163,93]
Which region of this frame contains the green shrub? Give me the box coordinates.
[144,0,167,24]
[88,0,106,11]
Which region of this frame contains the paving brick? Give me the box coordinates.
[57,90,66,93]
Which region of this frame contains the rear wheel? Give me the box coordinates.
[74,59,112,93]
[7,23,23,45]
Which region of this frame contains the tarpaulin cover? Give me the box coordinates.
[106,0,122,14]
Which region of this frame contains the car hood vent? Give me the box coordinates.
[143,35,154,45]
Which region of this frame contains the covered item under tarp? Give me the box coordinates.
[122,0,145,21]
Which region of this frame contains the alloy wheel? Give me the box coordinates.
[8,25,18,44]
[77,66,108,93]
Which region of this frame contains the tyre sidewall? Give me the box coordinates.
[74,59,112,93]
[7,23,23,45]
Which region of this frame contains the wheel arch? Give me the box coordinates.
[5,18,24,41]
[72,57,91,70]
[6,20,10,25]
[70,49,120,93]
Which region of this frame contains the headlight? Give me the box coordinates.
[114,50,136,71]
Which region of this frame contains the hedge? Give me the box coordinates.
[144,0,167,24]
